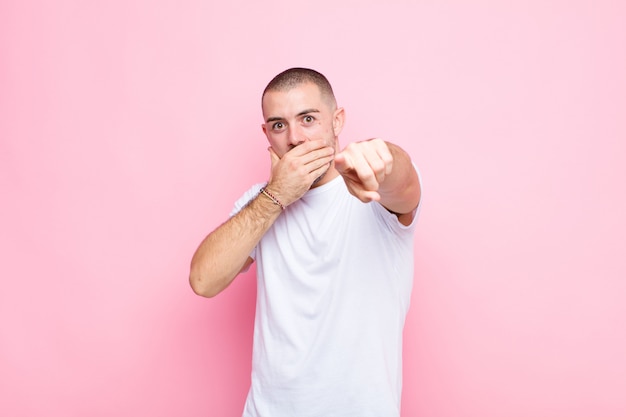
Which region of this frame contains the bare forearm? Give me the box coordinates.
[189,192,282,297]
[378,142,421,215]
[190,140,335,297]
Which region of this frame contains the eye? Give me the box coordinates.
[303,115,315,123]
[272,122,285,131]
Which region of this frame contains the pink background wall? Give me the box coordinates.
[2,1,625,416]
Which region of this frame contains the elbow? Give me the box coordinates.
[189,269,222,298]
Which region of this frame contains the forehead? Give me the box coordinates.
[262,82,328,118]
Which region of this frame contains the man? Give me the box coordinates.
[190,68,421,416]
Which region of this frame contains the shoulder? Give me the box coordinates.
[230,182,265,217]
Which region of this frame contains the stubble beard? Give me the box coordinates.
[310,155,335,188]
[312,166,329,186]
[310,138,336,187]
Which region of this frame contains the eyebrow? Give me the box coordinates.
[265,108,320,123]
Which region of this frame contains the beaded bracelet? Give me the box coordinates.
[259,187,285,210]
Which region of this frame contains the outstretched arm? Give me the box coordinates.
[189,140,335,297]
[334,139,421,225]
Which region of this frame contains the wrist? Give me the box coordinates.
[259,187,285,210]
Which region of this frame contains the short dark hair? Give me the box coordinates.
[262,67,336,106]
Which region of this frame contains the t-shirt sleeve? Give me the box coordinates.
[229,183,266,262]
[230,182,265,217]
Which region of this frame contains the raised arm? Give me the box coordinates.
[189,193,282,297]
[189,139,335,297]
[334,139,421,225]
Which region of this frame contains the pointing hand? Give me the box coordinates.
[334,138,393,203]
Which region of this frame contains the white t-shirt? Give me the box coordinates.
[232,174,419,417]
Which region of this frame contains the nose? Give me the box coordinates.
[287,125,306,147]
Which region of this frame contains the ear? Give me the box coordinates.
[261,123,269,139]
[332,107,345,136]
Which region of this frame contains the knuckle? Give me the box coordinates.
[360,170,376,184]
[371,159,385,172]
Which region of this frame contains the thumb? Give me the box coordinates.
[268,147,280,181]
[268,147,280,165]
